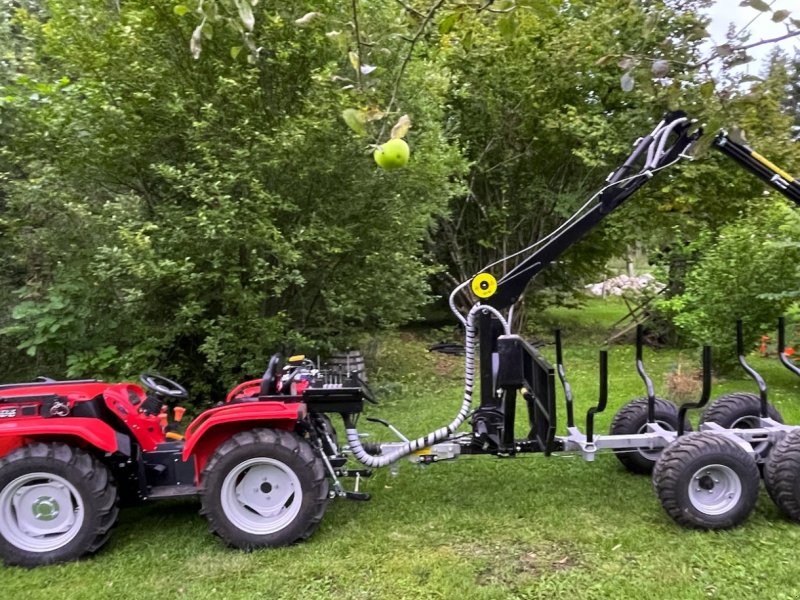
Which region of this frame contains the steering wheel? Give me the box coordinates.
[139,372,189,399]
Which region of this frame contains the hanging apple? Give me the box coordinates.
[373,114,411,171]
[373,138,410,170]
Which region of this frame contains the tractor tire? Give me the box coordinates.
[200,428,329,550]
[652,432,760,530]
[764,429,800,522]
[0,442,118,567]
[700,392,783,460]
[609,397,690,474]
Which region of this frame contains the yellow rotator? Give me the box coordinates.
[471,273,497,299]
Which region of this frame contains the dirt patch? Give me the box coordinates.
[449,539,580,586]
[431,352,461,378]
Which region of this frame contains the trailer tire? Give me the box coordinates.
[764,429,800,521]
[653,432,759,530]
[700,392,783,459]
[0,442,118,567]
[200,428,329,550]
[609,397,690,474]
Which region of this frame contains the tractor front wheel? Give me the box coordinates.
[652,432,759,530]
[0,442,118,567]
[200,428,329,549]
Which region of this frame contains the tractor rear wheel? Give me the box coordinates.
[200,428,329,549]
[764,429,800,522]
[700,392,783,459]
[652,432,759,530]
[609,397,689,474]
[0,442,118,567]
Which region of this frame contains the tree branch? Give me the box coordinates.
[351,0,363,90]
[394,0,425,18]
[691,29,800,69]
[378,0,447,140]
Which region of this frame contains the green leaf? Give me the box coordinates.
[341,108,366,136]
[740,0,771,12]
[236,0,255,31]
[173,4,189,17]
[438,11,461,35]
[390,114,411,139]
[230,46,242,60]
[700,80,715,98]
[772,9,791,22]
[461,29,474,51]
[348,51,360,73]
[190,23,203,59]
[497,15,517,39]
[620,72,635,92]
[716,44,733,57]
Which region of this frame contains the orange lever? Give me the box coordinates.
[158,413,168,429]
[173,406,186,422]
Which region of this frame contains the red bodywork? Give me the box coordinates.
[0,376,304,489]
[0,381,164,457]
[183,400,304,479]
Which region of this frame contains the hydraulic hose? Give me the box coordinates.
[345,303,509,467]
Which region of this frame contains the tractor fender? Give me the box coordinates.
[0,417,123,459]
[182,401,305,480]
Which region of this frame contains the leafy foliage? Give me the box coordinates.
[658,205,800,369]
[0,0,463,400]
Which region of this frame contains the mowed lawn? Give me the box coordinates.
[3,298,800,599]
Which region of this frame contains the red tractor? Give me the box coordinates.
[0,357,369,567]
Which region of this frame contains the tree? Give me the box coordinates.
[0,0,463,400]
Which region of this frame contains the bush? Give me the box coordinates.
[658,204,800,370]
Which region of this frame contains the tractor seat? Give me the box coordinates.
[260,353,283,396]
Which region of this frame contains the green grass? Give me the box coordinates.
[4,298,800,599]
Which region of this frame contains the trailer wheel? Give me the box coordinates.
[764,429,800,521]
[652,432,759,530]
[0,442,118,567]
[609,397,690,474]
[700,392,783,458]
[200,428,329,549]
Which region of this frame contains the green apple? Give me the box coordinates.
[373,138,410,170]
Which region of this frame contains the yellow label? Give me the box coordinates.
[412,447,433,455]
[471,273,497,299]
[752,151,795,183]
[288,354,306,362]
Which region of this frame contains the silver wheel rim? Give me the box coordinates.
[637,420,675,460]
[220,457,303,535]
[0,472,85,553]
[688,464,742,516]
[731,416,770,454]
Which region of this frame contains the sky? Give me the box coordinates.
[706,0,799,71]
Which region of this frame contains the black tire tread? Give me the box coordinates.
[764,429,800,521]
[609,397,689,475]
[199,428,328,549]
[653,431,760,530]
[700,392,783,426]
[0,442,118,566]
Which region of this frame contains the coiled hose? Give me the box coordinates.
[345,303,509,467]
